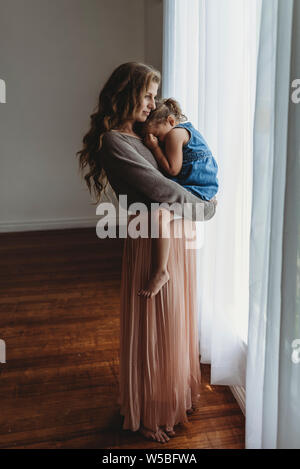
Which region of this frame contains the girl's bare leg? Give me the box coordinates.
[138,208,173,298]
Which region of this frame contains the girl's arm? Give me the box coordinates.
[144,128,187,177]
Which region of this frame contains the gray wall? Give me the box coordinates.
[0,0,163,232]
[145,0,163,73]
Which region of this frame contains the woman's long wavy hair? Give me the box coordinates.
[76,62,161,202]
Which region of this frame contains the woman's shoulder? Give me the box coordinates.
[102,130,123,144]
[102,130,143,148]
[101,131,129,154]
[101,130,153,161]
[105,129,142,140]
[101,130,158,169]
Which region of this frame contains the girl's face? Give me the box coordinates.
[147,117,175,143]
[134,81,158,122]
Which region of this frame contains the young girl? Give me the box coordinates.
[137,98,218,299]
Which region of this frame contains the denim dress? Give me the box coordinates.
[168,122,218,201]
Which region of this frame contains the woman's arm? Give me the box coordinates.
[144,129,185,177]
[101,132,217,221]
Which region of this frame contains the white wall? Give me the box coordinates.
[0,0,163,232]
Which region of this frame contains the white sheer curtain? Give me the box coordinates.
[246,0,300,449]
[162,0,261,387]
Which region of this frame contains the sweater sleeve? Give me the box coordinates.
[101,132,217,222]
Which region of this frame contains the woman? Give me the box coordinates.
[77,62,217,443]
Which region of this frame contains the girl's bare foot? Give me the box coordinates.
[139,425,170,443]
[138,269,169,298]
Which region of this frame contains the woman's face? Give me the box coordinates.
[134,81,158,122]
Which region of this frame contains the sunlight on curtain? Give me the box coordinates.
[163,0,261,385]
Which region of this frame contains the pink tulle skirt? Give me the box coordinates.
[118,216,201,433]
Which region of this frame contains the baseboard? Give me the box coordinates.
[230,385,246,416]
[0,216,100,233]
[0,216,131,233]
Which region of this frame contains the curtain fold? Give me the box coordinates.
[162,0,261,387]
[246,0,300,449]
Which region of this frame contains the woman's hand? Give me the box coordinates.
[144,133,159,151]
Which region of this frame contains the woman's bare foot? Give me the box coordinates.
[164,425,176,437]
[186,405,197,415]
[138,269,169,298]
[139,425,170,443]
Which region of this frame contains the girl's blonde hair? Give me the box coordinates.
[147,97,187,125]
[76,62,161,202]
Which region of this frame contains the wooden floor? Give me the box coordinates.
[0,228,245,449]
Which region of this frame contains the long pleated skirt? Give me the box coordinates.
[117,216,201,433]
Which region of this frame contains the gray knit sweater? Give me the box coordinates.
[100,130,216,221]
